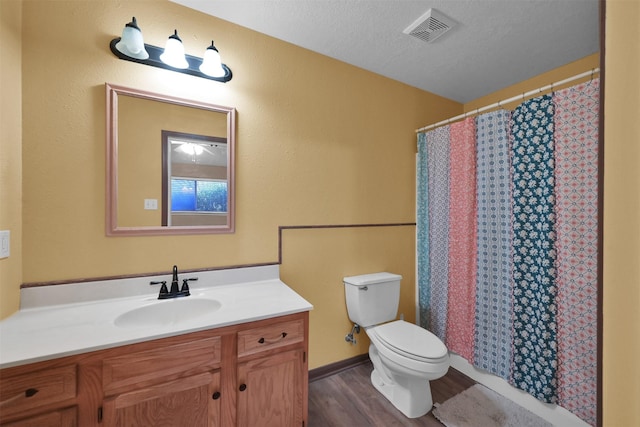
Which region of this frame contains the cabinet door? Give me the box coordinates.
[237,349,304,427]
[102,371,221,427]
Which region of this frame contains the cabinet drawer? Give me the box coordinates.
[238,319,304,358]
[0,365,76,420]
[102,336,221,395]
[2,406,77,427]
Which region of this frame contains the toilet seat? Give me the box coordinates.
[368,320,448,364]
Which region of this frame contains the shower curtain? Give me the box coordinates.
[416,78,599,426]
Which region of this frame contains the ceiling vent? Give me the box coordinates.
[403,8,455,43]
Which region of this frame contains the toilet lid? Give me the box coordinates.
[373,320,448,361]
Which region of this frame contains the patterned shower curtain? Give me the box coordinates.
[510,94,558,403]
[554,79,599,425]
[417,133,430,328]
[474,110,513,380]
[426,127,450,341]
[416,78,599,426]
[445,118,477,362]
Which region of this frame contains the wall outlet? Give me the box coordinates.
[0,230,10,259]
[144,199,158,210]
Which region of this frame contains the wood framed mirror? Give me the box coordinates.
[106,83,236,236]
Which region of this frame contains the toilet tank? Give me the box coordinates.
[343,272,402,327]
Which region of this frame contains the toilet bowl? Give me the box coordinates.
[343,273,450,418]
[368,320,449,376]
[365,320,449,418]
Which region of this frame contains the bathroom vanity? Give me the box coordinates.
[0,266,312,427]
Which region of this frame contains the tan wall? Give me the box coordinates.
[17,0,459,291]
[171,213,227,227]
[282,225,416,368]
[0,0,23,319]
[603,1,640,425]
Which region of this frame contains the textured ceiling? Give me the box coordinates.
[171,0,599,103]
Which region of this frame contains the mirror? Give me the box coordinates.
[106,83,236,236]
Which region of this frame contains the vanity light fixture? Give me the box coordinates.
[110,17,233,82]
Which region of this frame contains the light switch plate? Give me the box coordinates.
[144,199,158,210]
[0,230,10,259]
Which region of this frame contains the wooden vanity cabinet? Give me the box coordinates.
[0,311,308,427]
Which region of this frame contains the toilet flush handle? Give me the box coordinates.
[359,286,368,291]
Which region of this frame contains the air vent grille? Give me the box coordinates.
[403,8,455,43]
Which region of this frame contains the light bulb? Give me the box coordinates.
[199,41,226,78]
[160,30,188,69]
[179,143,204,156]
[115,17,149,60]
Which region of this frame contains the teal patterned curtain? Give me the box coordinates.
[510,94,558,403]
[417,132,430,328]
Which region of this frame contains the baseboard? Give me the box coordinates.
[309,354,370,382]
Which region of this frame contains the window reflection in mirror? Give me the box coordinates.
[162,131,228,226]
[106,83,235,236]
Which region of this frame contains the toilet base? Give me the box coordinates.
[370,366,434,418]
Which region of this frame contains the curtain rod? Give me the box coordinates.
[415,68,600,133]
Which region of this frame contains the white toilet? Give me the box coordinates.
[343,272,450,418]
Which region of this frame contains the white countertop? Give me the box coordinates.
[0,265,312,369]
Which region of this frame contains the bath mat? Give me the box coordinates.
[432,384,552,427]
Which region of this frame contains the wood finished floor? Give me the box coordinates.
[308,360,476,427]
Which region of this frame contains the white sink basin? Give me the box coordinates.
[114,298,222,328]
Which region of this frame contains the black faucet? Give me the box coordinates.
[150,265,198,299]
[170,265,180,294]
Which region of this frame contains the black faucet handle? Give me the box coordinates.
[180,277,198,294]
[159,283,169,297]
[150,281,169,299]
